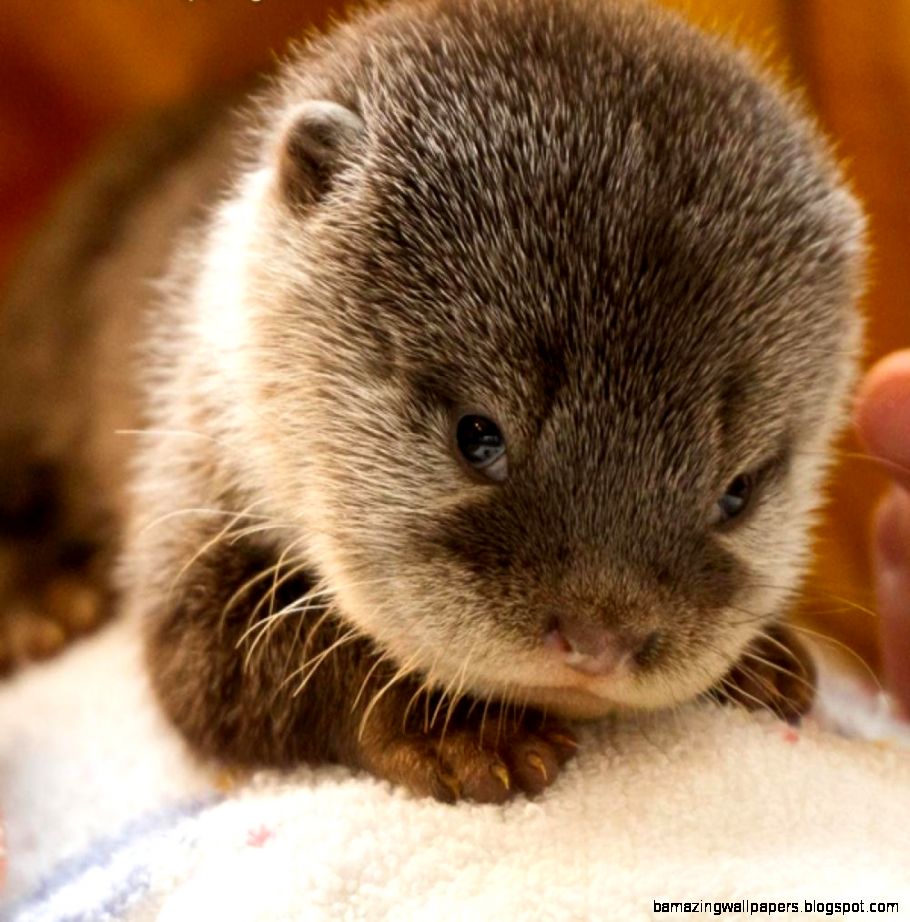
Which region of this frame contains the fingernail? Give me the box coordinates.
[874,490,910,570]
[876,570,910,719]
[855,355,910,479]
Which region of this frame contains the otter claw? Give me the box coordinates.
[547,732,579,751]
[490,762,511,791]
[359,702,575,802]
[439,771,462,801]
[526,752,549,782]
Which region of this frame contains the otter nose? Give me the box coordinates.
[544,616,660,676]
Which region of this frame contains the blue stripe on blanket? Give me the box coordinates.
[7,793,222,922]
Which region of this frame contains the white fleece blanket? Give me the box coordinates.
[1,617,909,921]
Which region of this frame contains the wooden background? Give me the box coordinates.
[2,1,907,672]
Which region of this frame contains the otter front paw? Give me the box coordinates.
[0,555,107,675]
[356,699,578,804]
[718,623,816,722]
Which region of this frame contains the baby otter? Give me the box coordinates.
[0,0,865,802]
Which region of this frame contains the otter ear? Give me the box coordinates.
[277,100,365,205]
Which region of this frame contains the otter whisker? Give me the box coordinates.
[738,649,815,691]
[222,558,292,631]
[224,520,299,545]
[421,653,442,734]
[778,624,883,692]
[358,654,421,743]
[729,660,796,717]
[250,551,326,625]
[724,603,774,630]
[115,427,228,447]
[400,652,444,734]
[255,557,325,628]
[139,501,273,539]
[169,502,271,602]
[291,626,363,699]
[253,592,331,658]
[267,607,338,704]
[793,446,910,481]
[740,625,803,667]
[478,694,495,747]
[402,671,434,734]
[716,675,779,719]
[745,583,878,621]
[429,680,452,730]
[351,646,394,715]
[241,572,328,668]
[439,655,475,747]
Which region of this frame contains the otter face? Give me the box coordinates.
[246,0,865,716]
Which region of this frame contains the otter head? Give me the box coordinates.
[239,0,865,717]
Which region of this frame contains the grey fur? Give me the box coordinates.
[1,0,865,790]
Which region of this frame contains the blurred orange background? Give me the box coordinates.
[1,0,907,673]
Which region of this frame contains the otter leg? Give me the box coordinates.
[145,533,577,802]
[351,691,579,804]
[714,622,817,722]
[0,450,112,675]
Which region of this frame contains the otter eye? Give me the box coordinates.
[455,414,507,481]
[714,473,753,525]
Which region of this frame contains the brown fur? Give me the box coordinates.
[0,99,234,667]
[1,0,864,800]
